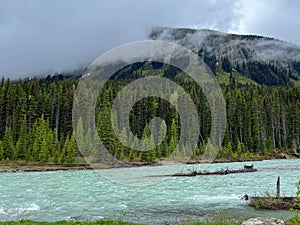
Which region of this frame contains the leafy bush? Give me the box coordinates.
[285,216,300,225]
[296,178,300,210]
[286,178,300,224]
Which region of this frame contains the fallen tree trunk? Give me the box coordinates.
[148,165,257,177]
[172,167,257,176]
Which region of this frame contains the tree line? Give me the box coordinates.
[0,76,77,164]
[0,67,300,163]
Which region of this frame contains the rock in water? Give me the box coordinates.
[242,217,284,225]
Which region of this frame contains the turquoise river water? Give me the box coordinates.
[0,159,299,224]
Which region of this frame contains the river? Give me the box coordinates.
[0,159,299,224]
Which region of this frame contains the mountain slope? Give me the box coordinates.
[149,27,300,86]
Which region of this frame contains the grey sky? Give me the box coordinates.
[0,0,299,78]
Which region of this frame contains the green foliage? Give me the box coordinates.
[296,178,300,208]
[186,223,240,225]
[0,67,300,164]
[288,178,300,223]
[3,128,16,160]
[285,216,300,225]
[0,141,4,160]
[60,133,77,165]
[0,78,78,164]
[16,119,28,159]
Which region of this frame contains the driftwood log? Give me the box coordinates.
[172,165,257,177]
[148,165,257,177]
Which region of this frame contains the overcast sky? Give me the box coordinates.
[1,0,300,78]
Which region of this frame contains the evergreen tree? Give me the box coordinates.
[15,118,28,159]
[53,129,61,164]
[3,128,15,160]
[39,138,49,162]
[65,132,77,165]
[0,141,4,161]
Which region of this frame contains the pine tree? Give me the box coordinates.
[60,135,68,164]
[236,140,242,158]
[15,118,28,160]
[167,119,178,156]
[128,150,135,161]
[65,132,77,165]
[0,141,4,161]
[3,128,15,160]
[53,129,61,164]
[39,138,49,162]
[141,123,151,162]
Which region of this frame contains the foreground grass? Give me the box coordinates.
[0,220,241,225]
[182,223,240,225]
[285,215,300,225]
[0,221,140,225]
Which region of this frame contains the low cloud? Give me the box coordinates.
[0,0,299,78]
[0,0,240,78]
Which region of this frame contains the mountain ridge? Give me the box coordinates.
[149,27,300,86]
[149,27,300,61]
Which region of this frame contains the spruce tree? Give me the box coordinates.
[15,118,28,160]
[65,133,77,165]
[0,141,4,161]
[3,128,15,160]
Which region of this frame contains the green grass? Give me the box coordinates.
[285,215,300,225]
[0,221,241,225]
[183,223,240,225]
[216,70,258,85]
[141,68,164,77]
[290,78,300,87]
[0,220,144,225]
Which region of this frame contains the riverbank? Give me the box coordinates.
[0,153,298,173]
[187,151,299,164]
[0,161,156,173]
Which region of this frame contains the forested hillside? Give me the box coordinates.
[0,76,77,164]
[0,62,300,164]
[150,27,300,86]
[1,28,300,164]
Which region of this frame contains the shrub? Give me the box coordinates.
[286,178,300,224]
